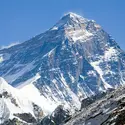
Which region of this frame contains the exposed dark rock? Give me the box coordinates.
[81,92,106,109]
[81,97,94,109]
[1,118,29,125]
[33,103,44,120]
[40,105,71,125]
[65,86,125,125]
[11,98,18,107]
[2,91,10,98]
[14,113,36,123]
[0,94,2,98]
[2,91,19,107]
[115,110,125,125]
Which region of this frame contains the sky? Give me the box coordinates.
[0,0,125,49]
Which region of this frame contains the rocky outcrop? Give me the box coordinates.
[1,91,19,107]
[33,103,44,120]
[2,118,29,125]
[81,92,106,109]
[14,113,36,123]
[40,105,71,125]
[65,85,125,125]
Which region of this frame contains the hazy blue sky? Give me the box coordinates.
[0,0,125,49]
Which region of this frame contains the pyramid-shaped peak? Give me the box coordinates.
[52,12,89,30]
[62,12,87,21]
[64,12,82,17]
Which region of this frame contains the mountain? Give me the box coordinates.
[0,12,125,113]
[0,77,44,124]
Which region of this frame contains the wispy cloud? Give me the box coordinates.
[0,42,20,50]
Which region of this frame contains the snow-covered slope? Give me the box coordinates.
[17,73,61,115]
[0,77,43,124]
[0,12,125,112]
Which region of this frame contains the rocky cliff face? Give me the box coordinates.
[65,85,125,125]
[0,12,125,111]
[40,105,71,125]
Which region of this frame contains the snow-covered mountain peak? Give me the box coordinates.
[63,12,84,19]
[51,12,89,31]
[50,12,101,43]
[0,13,125,124]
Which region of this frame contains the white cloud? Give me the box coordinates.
[0,42,20,50]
